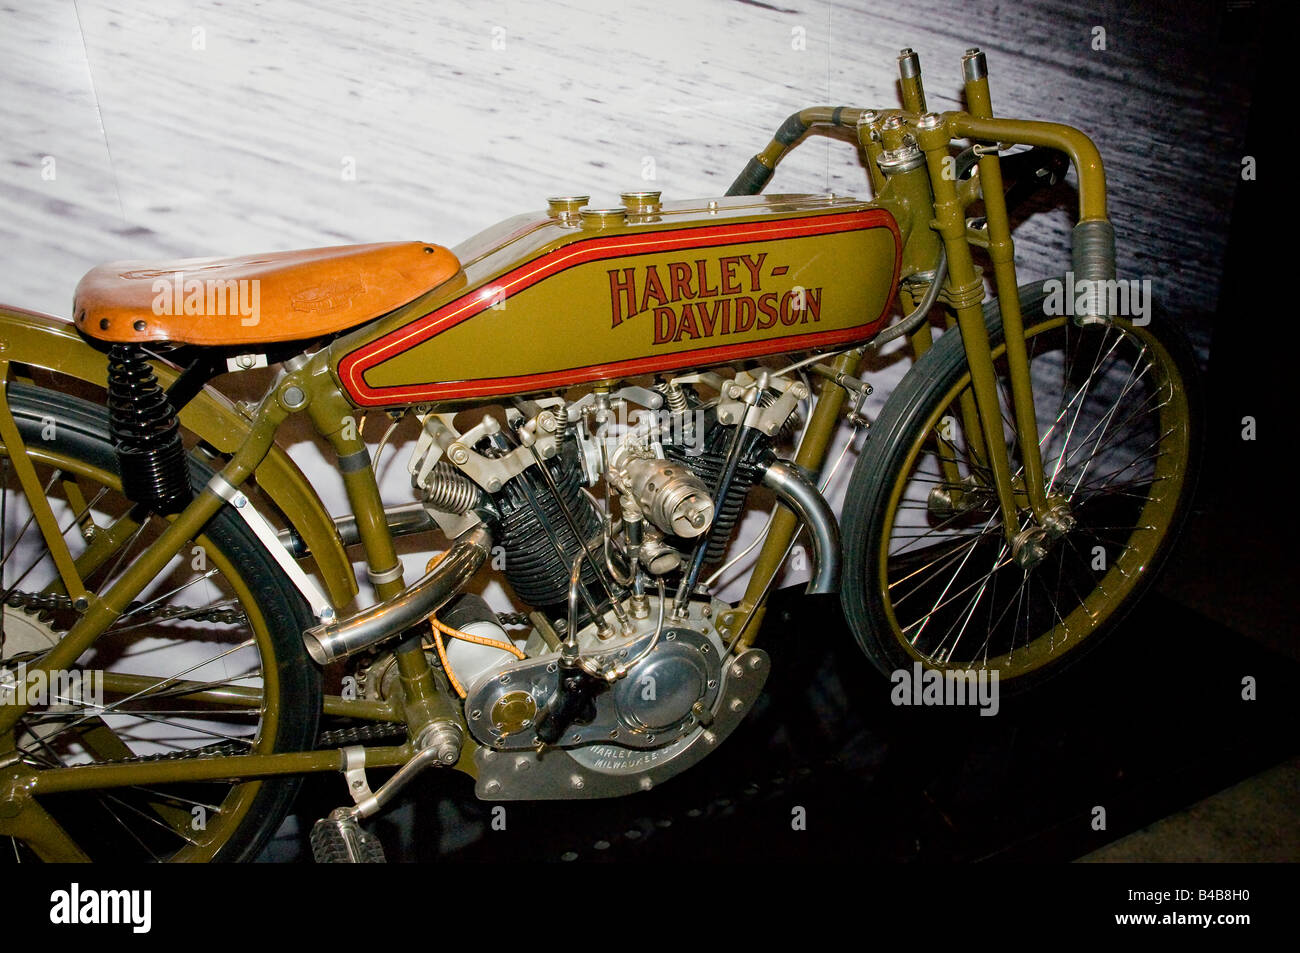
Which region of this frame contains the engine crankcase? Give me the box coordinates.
[465,601,725,752]
[467,598,771,800]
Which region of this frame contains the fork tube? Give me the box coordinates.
[0,399,288,735]
[962,49,1049,518]
[914,114,1021,544]
[897,48,927,114]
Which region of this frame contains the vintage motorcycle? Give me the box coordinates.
[0,48,1199,861]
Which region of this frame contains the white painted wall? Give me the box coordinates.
[0,0,1247,610]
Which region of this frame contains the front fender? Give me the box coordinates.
[0,305,358,609]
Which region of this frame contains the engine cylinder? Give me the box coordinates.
[493,443,602,607]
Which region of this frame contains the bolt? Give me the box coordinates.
[485,780,502,794]
[730,698,744,712]
[570,775,585,790]
[448,444,469,465]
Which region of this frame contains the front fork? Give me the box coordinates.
[914,48,1115,556]
[728,47,1115,645]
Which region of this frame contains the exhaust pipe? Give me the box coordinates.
[304,524,493,664]
[760,460,840,594]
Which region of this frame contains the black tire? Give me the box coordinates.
[841,283,1203,693]
[1,383,320,861]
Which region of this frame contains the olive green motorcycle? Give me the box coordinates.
[0,48,1200,861]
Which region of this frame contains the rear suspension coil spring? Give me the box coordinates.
[106,344,192,514]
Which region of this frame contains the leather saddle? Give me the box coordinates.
[74,242,460,347]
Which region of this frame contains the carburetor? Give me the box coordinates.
[606,442,715,541]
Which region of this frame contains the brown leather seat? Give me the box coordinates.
[74,241,460,346]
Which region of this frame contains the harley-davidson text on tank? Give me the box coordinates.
[335,200,900,406]
[607,252,824,344]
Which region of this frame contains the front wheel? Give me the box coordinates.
[842,283,1202,690]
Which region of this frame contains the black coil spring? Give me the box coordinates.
[106,344,192,514]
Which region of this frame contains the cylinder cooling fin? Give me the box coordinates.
[664,417,771,565]
[491,439,603,608]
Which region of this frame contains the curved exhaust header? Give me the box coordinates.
[760,460,841,594]
[303,524,492,665]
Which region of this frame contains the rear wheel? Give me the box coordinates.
[842,284,1201,690]
[1,383,320,861]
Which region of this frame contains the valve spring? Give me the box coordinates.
[106,344,192,514]
[421,461,480,514]
[759,390,798,442]
[656,380,690,415]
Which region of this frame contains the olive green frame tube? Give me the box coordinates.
[96,671,400,722]
[25,744,413,795]
[728,348,863,647]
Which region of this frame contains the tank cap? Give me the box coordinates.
[620,190,662,213]
[580,207,628,228]
[547,195,590,220]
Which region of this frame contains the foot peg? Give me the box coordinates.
[310,809,387,863]
[311,727,463,863]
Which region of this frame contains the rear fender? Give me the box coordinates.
[0,305,358,609]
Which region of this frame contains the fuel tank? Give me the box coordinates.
[334,193,900,407]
